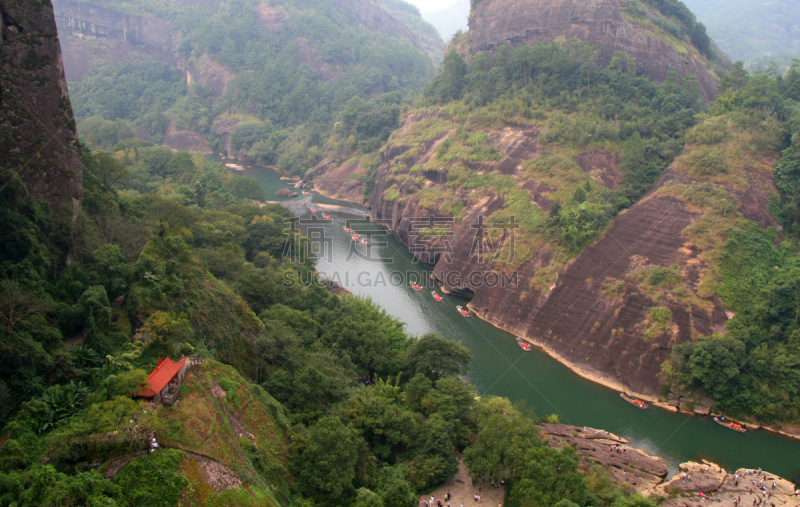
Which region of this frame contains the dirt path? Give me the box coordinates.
[417,460,505,507]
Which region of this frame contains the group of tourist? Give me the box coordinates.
[148,431,160,454]
[609,444,626,454]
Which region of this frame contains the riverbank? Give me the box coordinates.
[308,184,367,206]
[469,277,800,444]
[543,424,800,499]
[305,181,800,446]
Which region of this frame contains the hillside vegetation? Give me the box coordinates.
[63,0,441,175]
[0,134,660,505]
[370,38,704,284]
[664,69,800,422]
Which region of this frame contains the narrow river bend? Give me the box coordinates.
[243,165,800,482]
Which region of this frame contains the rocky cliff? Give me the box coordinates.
[53,0,177,81]
[360,108,780,399]
[468,0,719,100]
[0,0,82,212]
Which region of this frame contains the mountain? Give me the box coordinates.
[53,0,443,170]
[682,0,800,65]
[312,0,800,427]
[468,0,721,101]
[1,0,82,212]
[421,0,469,43]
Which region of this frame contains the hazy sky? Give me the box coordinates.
[412,0,458,13]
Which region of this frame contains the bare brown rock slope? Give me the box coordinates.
[1,0,83,211]
[356,109,781,400]
[469,0,719,100]
[541,424,668,493]
[544,426,800,505]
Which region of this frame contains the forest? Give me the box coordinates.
[68,0,439,176]
[0,142,658,504]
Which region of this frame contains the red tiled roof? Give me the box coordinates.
[135,357,186,398]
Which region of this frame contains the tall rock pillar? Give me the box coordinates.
[1,0,83,215]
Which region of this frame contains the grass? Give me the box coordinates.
[159,361,290,503]
[641,306,673,340]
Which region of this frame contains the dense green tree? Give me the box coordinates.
[513,445,591,507]
[426,50,468,103]
[463,396,543,480]
[292,416,361,505]
[404,333,472,381]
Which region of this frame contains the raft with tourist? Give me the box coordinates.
[456,305,472,317]
[343,226,350,232]
[714,416,747,433]
[516,337,531,351]
[431,291,443,302]
[620,393,648,409]
[410,282,423,292]
[361,239,371,246]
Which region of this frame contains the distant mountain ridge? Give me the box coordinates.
[421,0,469,43]
[682,0,800,64]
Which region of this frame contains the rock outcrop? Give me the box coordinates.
[659,462,800,507]
[542,426,800,505]
[358,107,780,399]
[468,0,718,100]
[541,424,668,494]
[332,0,442,57]
[1,0,82,212]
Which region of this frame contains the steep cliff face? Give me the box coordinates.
[363,108,780,398]
[469,0,719,100]
[0,0,82,211]
[333,0,443,57]
[52,0,177,82]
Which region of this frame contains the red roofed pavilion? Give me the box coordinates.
[135,357,189,404]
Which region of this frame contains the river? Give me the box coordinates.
[239,164,800,482]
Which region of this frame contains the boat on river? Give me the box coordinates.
[410,282,423,292]
[311,208,316,214]
[620,393,648,409]
[361,239,371,246]
[456,305,471,317]
[343,226,350,232]
[431,291,443,302]
[516,337,531,351]
[302,201,307,206]
[322,214,332,219]
[714,417,747,433]
[303,191,309,196]
[352,234,360,242]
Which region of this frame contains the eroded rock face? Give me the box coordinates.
[53,0,177,81]
[469,0,718,100]
[1,0,83,212]
[356,110,779,399]
[541,424,668,493]
[331,0,442,56]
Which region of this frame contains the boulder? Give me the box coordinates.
[275,188,297,197]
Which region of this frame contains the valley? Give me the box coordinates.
[1,0,799,504]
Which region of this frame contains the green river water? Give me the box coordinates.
[237,164,800,482]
